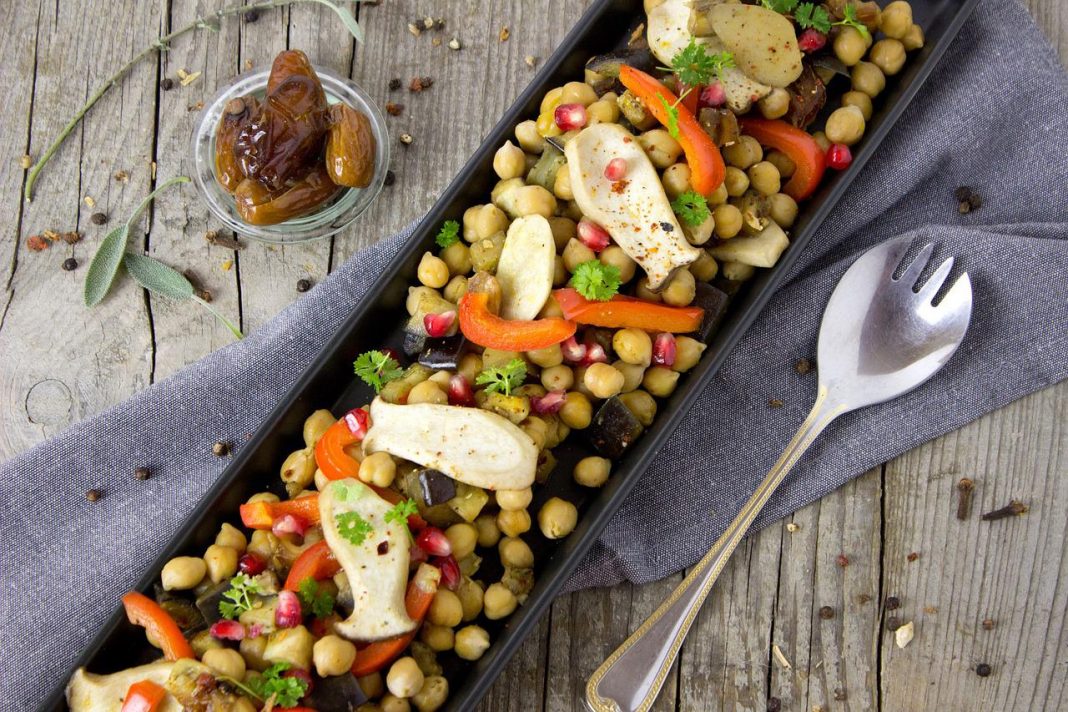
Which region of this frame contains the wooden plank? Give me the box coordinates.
[478,614,551,711]
[0,0,160,460]
[880,381,1068,711]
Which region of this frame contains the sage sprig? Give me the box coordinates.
[123,253,244,339]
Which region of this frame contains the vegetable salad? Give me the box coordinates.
[67,1,925,710]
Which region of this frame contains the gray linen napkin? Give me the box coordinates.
[3,0,1066,705]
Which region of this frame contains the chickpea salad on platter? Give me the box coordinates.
[66,1,926,710]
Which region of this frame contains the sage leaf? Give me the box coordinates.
[83,224,129,307]
[122,252,195,300]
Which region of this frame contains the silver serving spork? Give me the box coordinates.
[585,236,973,712]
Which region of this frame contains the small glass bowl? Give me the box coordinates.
[190,66,389,244]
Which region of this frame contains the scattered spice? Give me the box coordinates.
[448,37,462,50]
[981,499,1028,521]
[885,596,901,611]
[907,551,920,562]
[90,212,108,225]
[956,477,974,520]
[59,231,81,244]
[296,278,312,293]
[385,102,404,116]
[26,235,50,251]
[432,37,442,47]
[409,76,434,92]
[768,398,784,408]
[525,55,538,68]
[856,593,872,604]
[399,133,414,145]
[836,553,849,567]
[134,467,152,480]
[833,689,847,701]
[212,441,231,457]
[84,195,96,208]
[151,161,157,180]
[924,606,938,614]
[408,22,422,37]
[771,644,792,670]
[183,270,212,302]
[62,258,79,271]
[221,259,234,272]
[818,606,835,620]
[187,101,205,112]
[85,488,103,502]
[160,77,175,91]
[785,522,800,533]
[20,154,32,169]
[975,663,992,677]
[377,540,390,555]
[954,186,982,214]
[894,621,914,648]
[180,70,202,87]
[114,170,129,182]
[499,26,510,42]
[245,8,260,22]
[981,618,996,630]
[767,698,782,712]
[384,170,396,186]
[205,230,243,250]
[388,78,402,91]
[885,615,902,631]
[794,357,813,375]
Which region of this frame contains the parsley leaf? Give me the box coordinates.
[218,574,262,620]
[475,358,528,396]
[761,0,799,13]
[834,4,870,39]
[657,94,681,139]
[671,191,712,227]
[661,39,735,89]
[249,663,308,708]
[297,577,335,619]
[794,2,831,32]
[336,511,374,546]
[353,350,404,393]
[569,260,622,302]
[385,498,419,539]
[435,219,461,248]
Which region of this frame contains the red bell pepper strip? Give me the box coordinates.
[351,563,441,677]
[121,592,195,661]
[284,540,341,591]
[314,409,369,481]
[554,288,704,333]
[618,65,725,197]
[121,679,168,712]
[458,292,576,351]
[240,495,321,530]
[738,118,826,201]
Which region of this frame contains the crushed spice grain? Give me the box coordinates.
[885,596,901,610]
[114,170,129,182]
[386,102,404,117]
[83,195,96,208]
[205,230,243,250]
[389,78,402,91]
[212,441,231,457]
[818,606,835,620]
[180,70,202,87]
[160,77,175,91]
[409,76,434,92]
[794,357,813,374]
[26,235,50,251]
[384,170,396,186]
[85,488,102,502]
[20,154,32,169]
[836,554,849,567]
[60,231,81,244]
[399,133,414,146]
[408,22,422,37]
[448,37,462,50]
[907,551,920,562]
[499,26,510,42]
[90,212,108,225]
[981,618,996,630]
[768,398,784,408]
[62,258,78,271]
[134,467,151,481]
[525,55,538,68]
[785,522,800,533]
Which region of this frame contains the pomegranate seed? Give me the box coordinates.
[583,341,609,365]
[238,553,266,575]
[798,28,827,53]
[652,333,677,367]
[423,310,456,338]
[381,347,402,362]
[554,102,588,131]
[415,526,453,557]
[603,158,627,181]
[698,83,726,109]
[275,589,304,628]
[432,554,462,590]
[342,407,370,439]
[447,374,475,406]
[561,336,587,364]
[409,543,429,567]
[282,667,314,697]
[532,389,566,415]
[272,513,309,539]
[247,623,264,638]
[577,220,611,252]
[210,620,246,641]
[827,143,853,170]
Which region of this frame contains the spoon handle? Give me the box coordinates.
[585,386,846,712]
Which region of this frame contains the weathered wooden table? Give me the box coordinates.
[2,1,1064,709]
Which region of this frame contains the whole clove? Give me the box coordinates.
[981,618,996,630]
[956,477,974,520]
[981,499,1028,521]
[205,230,244,250]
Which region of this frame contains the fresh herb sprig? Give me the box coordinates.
[385,498,419,538]
[661,39,735,88]
[435,219,461,248]
[761,0,799,12]
[218,574,262,620]
[569,260,621,302]
[762,0,865,37]
[671,191,712,227]
[297,577,335,619]
[834,4,871,39]
[475,358,527,396]
[795,3,832,33]
[336,511,374,546]
[353,349,404,392]
[249,662,308,707]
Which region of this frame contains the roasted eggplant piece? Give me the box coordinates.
[584,47,655,95]
[194,580,232,625]
[527,143,566,193]
[784,65,827,130]
[418,468,457,506]
[693,281,730,342]
[616,90,659,132]
[418,333,467,370]
[588,396,644,459]
[698,107,741,148]
[308,673,369,711]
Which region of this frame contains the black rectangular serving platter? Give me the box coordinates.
[41,0,979,708]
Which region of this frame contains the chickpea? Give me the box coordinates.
[661,269,696,307]
[247,492,280,505]
[455,625,491,661]
[571,365,593,399]
[559,391,592,429]
[536,110,563,138]
[438,242,471,277]
[203,647,246,680]
[560,81,598,106]
[417,252,449,289]
[538,497,578,539]
[191,630,222,658]
[825,106,866,146]
[841,90,873,121]
[723,166,750,197]
[464,204,509,242]
[723,135,763,169]
[870,38,906,76]
[613,360,645,393]
[834,26,868,66]
[902,23,925,51]
[527,344,562,368]
[313,635,358,677]
[497,508,531,537]
[764,150,795,180]
[635,277,662,302]
[493,140,526,180]
[747,161,781,196]
[353,451,395,489]
[587,98,620,124]
[232,698,258,712]
[672,336,706,373]
[456,353,481,384]
[563,238,597,273]
[547,216,577,250]
[499,536,535,568]
[482,348,521,369]
[574,456,611,487]
[521,415,550,450]
[552,255,569,287]
[682,215,715,247]
[584,362,626,399]
[638,129,683,168]
[412,676,449,712]
[768,193,799,229]
[420,622,454,651]
[358,672,386,699]
[215,523,247,553]
[553,164,574,201]
[440,523,477,562]
[851,62,886,98]
[619,390,657,426]
[689,250,719,282]
[812,130,832,154]
[540,295,564,318]
[512,185,557,218]
[203,545,238,584]
[720,260,755,281]
[600,246,637,283]
[162,556,206,591]
[541,364,574,392]
[515,120,545,154]
[280,448,316,495]
[302,409,335,447]
[247,530,277,563]
[240,635,270,672]
[880,0,913,39]
[483,583,518,620]
[758,88,790,120]
[613,328,652,366]
[474,513,501,548]
[643,366,680,397]
[661,163,692,199]
[496,488,533,512]
[387,657,425,698]
[407,380,448,406]
[540,86,564,114]
[382,695,412,712]
[443,275,468,303]
[708,181,729,206]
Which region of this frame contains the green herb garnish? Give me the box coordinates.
[385,498,420,538]
[569,260,622,302]
[761,0,799,12]
[671,191,712,227]
[218,574,262,620]
[657,94,681,139]
[249,663,308,708]
[435,219,461,248]
[835,4,871,39]
[475,358,528,396]
[794,3,831,32]
[662,39,735,88]
[297,577,335,619]
[353,350,404,393]
[336,511,374,546]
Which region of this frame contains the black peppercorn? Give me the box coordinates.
[296,278,312,293]
[212,441,230,457]
[886,615,902,631]
[767,697,781,712]
[245,8,260,22]
[976,663,992,677]
[85,488,102,502]
[61,258,78,271]
[388,78,402,91]
[954,186,973,202]
[885,596,901,610]
[384,170,396,186]
[160,77,175,91]
[818,605,835,620]
[90,212,108,225]
[134,467,151,481]
[834,688,848,701]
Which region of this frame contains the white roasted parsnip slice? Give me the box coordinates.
[320,478,416,641]
[566,123,701,290]
[67,660,180,712]
[708,221,790,267]
[497,215,555,320]
[363,397,537,490]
